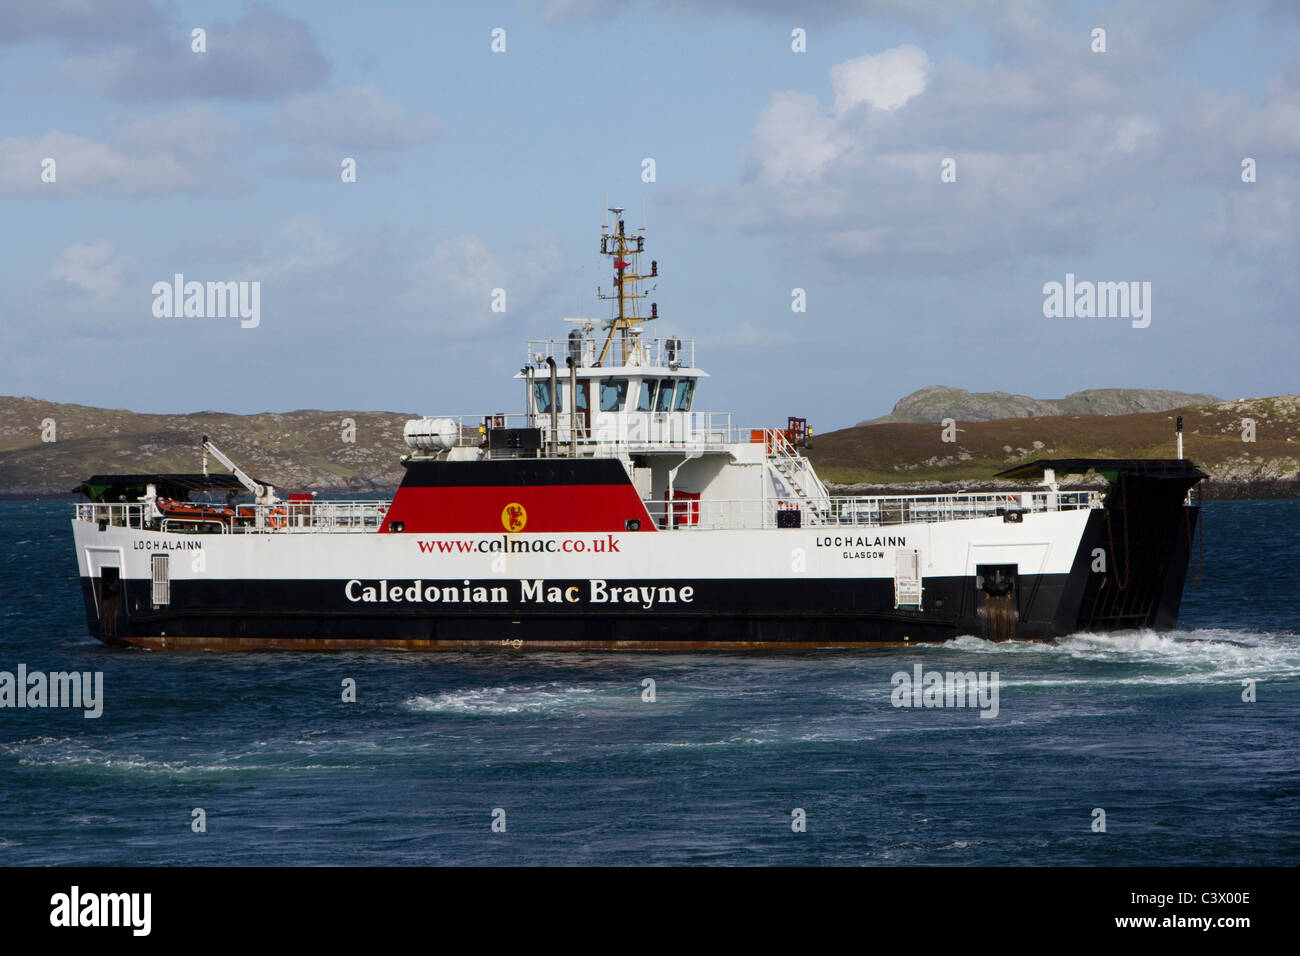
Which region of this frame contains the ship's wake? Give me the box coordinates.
[403,684,605,716]
[933,628,1300,685]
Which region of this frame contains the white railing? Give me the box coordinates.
[763,428,830,504]
[527,336,695,369]
[414,411,746,455]
[823,490,1099,526]
[77,489,1102,536]
[74,502,153,530]
[75,500,390,534]
[611,412,737,448]
[274,499,389,533]
[643,490,1102,531]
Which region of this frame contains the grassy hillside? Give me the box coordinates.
[814,396,1300,489]
[863,386,1221,425]
[4,393,1297,498]
[0,397,414,496]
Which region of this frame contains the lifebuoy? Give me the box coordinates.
[268,507,286,529]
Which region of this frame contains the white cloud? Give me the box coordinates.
[0,131,125,194]
[831,44,930,113]
[409,232,565,329]
[1206,174,1299,261]
[127,219,570,343]
[61,8,329,102]
[273,85,441,151]
[47,240,132,300]
[31,240,141,338]
[532,0,612,21]
[691,23,1300,280]
[424,236,502,303]
[534,0,981,29]
[1113,116,1158,154]
[742,44,929,185]
[0,0,161,50]
[746,92,852,183]
[0,107,243,195]
[242,217,347,282]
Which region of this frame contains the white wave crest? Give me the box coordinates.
[404,685,600,715]
[936,628,1300,683]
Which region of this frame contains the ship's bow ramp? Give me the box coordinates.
[996,458,1207,633]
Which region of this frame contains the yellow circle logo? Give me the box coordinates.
[502,502,527,532]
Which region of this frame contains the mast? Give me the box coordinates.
[595,207,658,366]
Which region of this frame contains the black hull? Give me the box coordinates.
[80,504,1200,650]
[77,450,1203,649]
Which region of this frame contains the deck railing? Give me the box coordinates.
[527,336,695,369]
[76,490,1103,536]
[75,500,389,534]
[416,411,744,454]
[643,490,1103,530]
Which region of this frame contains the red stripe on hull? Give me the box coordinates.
[379,484,655,533]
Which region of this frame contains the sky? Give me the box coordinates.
[1,0,1297,431]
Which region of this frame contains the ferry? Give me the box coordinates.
[71,211,1206,649]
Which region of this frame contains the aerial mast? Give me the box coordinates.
[595,206,658,366]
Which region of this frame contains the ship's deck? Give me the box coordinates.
[75,490,1102,534]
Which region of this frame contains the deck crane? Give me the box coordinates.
[201,435,278,506]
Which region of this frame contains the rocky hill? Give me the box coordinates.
[817,396,1300,498]
[3,393,1297,499]
[0,397,413,497]
[862,386,1221,425]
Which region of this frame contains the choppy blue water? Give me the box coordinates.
[1,498,1296,865]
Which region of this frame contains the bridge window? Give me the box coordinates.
[673,379,694,411]
[600,378,628,412]
[637,379,657,411]
[655,378,676,411]
[533,381,563,413]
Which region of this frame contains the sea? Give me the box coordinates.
[0,498,1296,866]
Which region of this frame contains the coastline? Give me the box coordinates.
[827,476,1300,500]
[9,479,1296,501]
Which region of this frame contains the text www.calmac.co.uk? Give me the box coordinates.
[417,535,621,555]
